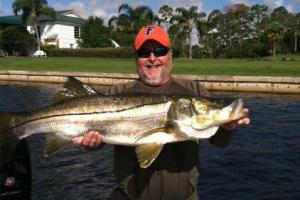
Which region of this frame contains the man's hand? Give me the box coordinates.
[73,130,103,149]
[221,108,250,131]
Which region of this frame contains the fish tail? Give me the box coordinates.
[0,113,20,167]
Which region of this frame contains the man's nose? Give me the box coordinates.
[149,52,157,62]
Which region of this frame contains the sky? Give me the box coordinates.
[1,0,300,23]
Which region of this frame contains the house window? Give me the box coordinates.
[74,26,80,38]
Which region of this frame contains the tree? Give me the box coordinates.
[80,16,110,48]
[12,0,55,51]
[291,13,300,52]
[271,6,289,28]
[249,4,269,42]
[158,5,173,30]
[171,6,205,59]
[226,4,250,55]
[205,9,223,57]
[109,4,158,38]
[265,20,284,58]
[0,26,34,55]
[108,4,159,47]
[195,12,207,49]
[270,6,290,54]
[168,23,188,57]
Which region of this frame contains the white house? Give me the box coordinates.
[0,10,86,49]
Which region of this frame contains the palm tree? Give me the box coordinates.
[266,20,284,58]
[289,13,300,52]
[250,4,269,43]
[109,4,158,38]
[168,23,188,57]
[205,9,223,57]
[13,0,55,51]
[158,5,173,30]
[171,6,205,59]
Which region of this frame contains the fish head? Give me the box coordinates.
[190,98,246,130]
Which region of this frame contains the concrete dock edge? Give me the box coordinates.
[0,70,299,94]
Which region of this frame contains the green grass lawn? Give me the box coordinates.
[0,55,300,76]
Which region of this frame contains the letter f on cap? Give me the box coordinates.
[134,25,171,50]
[146,26,155,36]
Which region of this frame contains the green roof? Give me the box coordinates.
[0,15,23,25]
[0,10,85,25]
[37,11,86,25]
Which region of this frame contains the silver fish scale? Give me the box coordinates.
[14,95,172,125]
[14,99,172,145]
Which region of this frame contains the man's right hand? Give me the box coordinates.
[73,130,103,149]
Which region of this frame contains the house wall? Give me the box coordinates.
[55,24,79,48]
[27,23,80,49]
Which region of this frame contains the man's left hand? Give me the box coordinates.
[221,108,250,131]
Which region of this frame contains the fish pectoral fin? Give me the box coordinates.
[43,133,72,157]
[135,143,164,168]
[134,127,168,143]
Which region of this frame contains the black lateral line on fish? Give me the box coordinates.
[7,101,170,131]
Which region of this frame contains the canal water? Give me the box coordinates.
[0,81,299,200]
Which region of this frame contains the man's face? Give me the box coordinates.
[135,40,172,86]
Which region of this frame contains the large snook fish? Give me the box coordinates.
[0,77,247,168]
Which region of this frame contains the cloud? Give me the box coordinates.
[0,3,3,15]
[293,0,300,4]
[0,2,10,15]
[285,4,293,12]
[158,0,204,11]
[290,0,300,12]
[229,0,250,6]
[52,0,143,23]
[51,0,207,25]
[263,0,283,11]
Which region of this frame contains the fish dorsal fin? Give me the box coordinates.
[64,77,98,96]
[135,143,164,168]
[43,133,72,157]
[53,76,99,103]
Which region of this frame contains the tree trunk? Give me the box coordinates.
[229,25,232,48]
[33,20,41,51]
[294,32,298,53]
[31,5,41,51]
[182,42,186,58]
[189,29,192,59]
[273,41,276,59]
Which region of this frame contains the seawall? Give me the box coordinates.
[0,70,299,94]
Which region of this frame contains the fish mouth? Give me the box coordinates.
[229,99,245,120]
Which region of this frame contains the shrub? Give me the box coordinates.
[46,47,135,58]
[192,45,209,58]
[0,26,34,56]
[41,44,57,54]
[80,16,110,48]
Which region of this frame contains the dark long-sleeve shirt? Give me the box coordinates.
[106,77,232,200]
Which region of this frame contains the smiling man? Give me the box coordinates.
[134,25,173,86]
[73,25,250,200]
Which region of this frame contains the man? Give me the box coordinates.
[73,25,250,199]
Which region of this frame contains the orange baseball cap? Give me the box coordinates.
[134,25,171,50]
